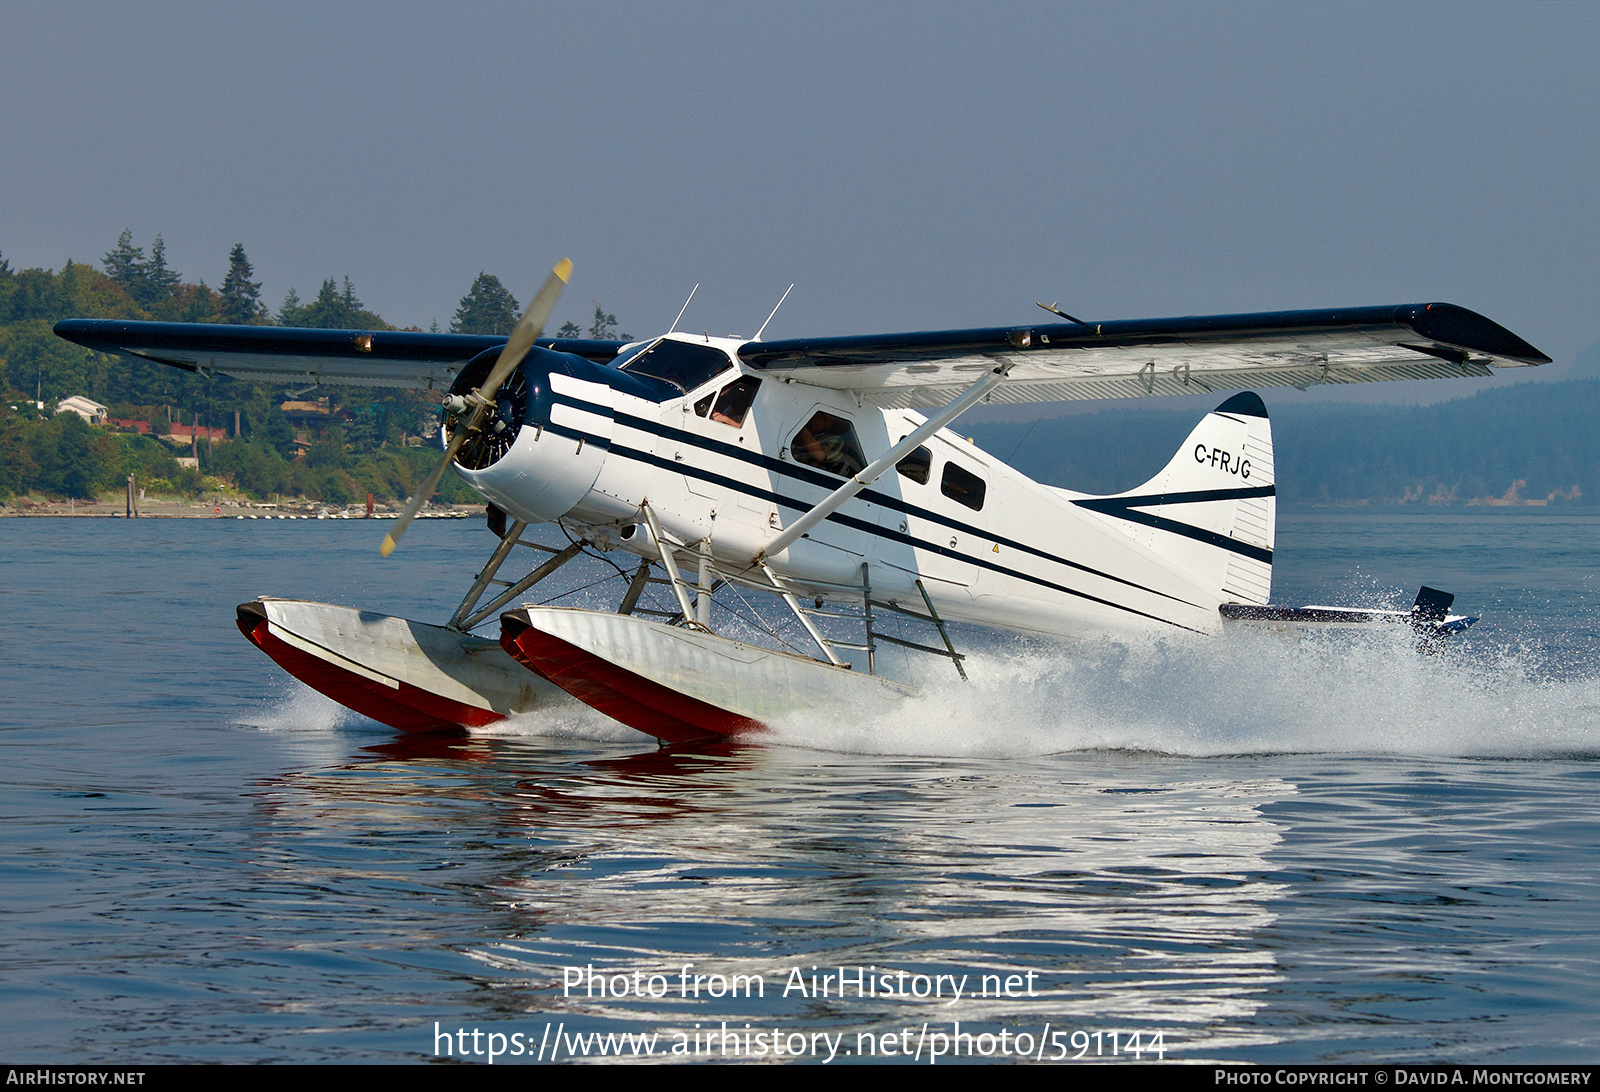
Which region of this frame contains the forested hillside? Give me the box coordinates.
[4,231,1592,508]
[0,234,619,504]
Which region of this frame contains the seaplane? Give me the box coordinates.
[55,263,1549,743]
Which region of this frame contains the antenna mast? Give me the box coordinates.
[668,284,699,333]
[752,284,794,342]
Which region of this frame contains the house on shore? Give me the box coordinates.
[55,395,108,424]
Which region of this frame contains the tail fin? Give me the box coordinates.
[1073,391,1276,604]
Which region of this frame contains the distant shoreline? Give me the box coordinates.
[4,502,1592,521]
[1,501,484,520]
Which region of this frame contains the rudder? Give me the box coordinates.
[1072,391,1276,605]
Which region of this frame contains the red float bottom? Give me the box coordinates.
[499,613,763,745]
[237,602,503,734]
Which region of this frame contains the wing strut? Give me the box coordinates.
[458,542,585,632]
[641,503,707,630]
[447,517,531,629]
[752,362,1013,566]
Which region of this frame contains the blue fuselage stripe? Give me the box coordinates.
[604,407,1211,609]
[1072,487,1276,565]
[520,400,1219,632]
[607,442,1202,633]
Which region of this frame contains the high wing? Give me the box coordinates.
[52,319,629,391]
[738,303,1549,408]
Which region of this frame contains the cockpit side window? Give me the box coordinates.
[709,377,761,427]
[693,376,761,426]
[791,411,866,478]
[619,339,734,392]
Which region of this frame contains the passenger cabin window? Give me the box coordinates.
[693,376,762,428]
[941,462,986,511]
[896,445,932,485]
[791,411,866,478]
[618,339,733,392]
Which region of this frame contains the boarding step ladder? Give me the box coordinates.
[770,563,968,681]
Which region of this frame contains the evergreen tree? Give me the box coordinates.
[277,277,386,329]
[345,279,389,330]
[586,303,631,341]
[144,235,181,306]
[339,277,361,320]
[58,261,84,324]
[449,273,520,335]
[219,244,264,325]
[303,278,347,328]
[277,287,305,326]
[556,320,582,339]
[345,401,393,453]
[588,303,618,340]
[5,269,65,325]
[102,230,181,312]
[0,410,32,498]
[103,230,146,299]
[258,403,297,457]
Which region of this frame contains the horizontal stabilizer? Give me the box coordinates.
[1221,587,1477,637]
[1412,586,1454,623]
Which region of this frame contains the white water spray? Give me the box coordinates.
[767,627,1600,760]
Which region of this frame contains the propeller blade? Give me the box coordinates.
[480,258,572,401]
[379,408,481,557]
[379,259,571,558]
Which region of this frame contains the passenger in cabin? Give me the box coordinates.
[792,411,866,478]
[896,445,932,485]
[710,377,760,427]
[693,377,762,428]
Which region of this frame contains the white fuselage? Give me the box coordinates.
[455,335,1261,641]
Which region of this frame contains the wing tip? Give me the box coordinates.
[1404,303,1551,365]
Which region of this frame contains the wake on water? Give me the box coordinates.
[240,621,1600,762]
[769,625,1600,759]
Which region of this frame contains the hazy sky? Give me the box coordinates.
[5,2,1596,386]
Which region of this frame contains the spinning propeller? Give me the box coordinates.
[380,258,572,558]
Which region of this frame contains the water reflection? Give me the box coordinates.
[251,736,1296,1045]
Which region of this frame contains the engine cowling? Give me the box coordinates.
[447,346,615,525]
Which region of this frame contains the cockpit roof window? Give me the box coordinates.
[618,338,734,392]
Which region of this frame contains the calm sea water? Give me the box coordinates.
[1,509,1596,1064]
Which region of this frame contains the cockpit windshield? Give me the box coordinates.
[608,341,652,370]
[617,338,734,392]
